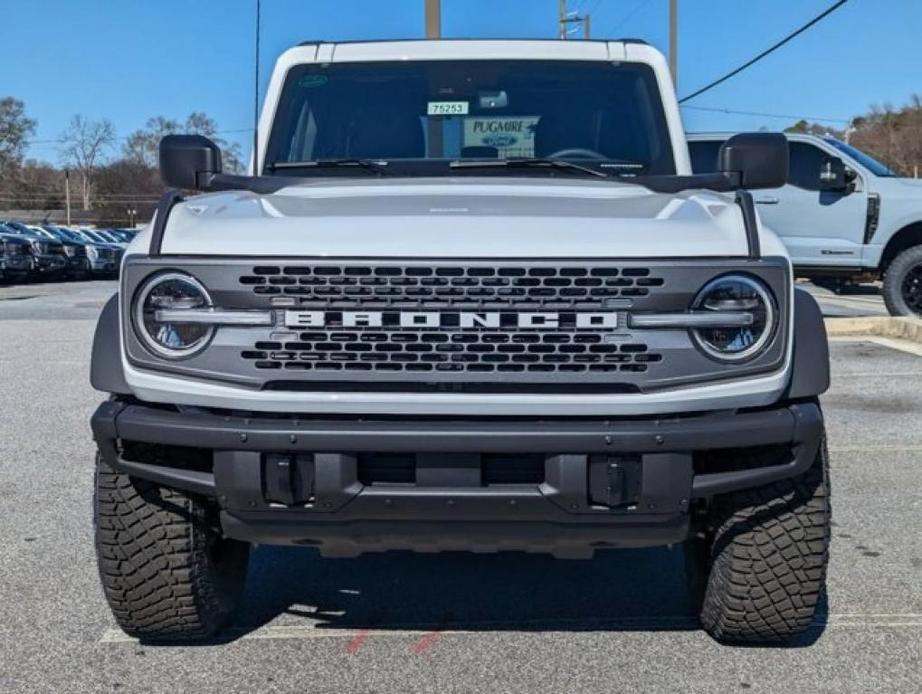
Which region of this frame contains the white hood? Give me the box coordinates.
[150,177,782,259]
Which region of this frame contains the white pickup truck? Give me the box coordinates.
[690,132,922,315]
[90,39,831,645]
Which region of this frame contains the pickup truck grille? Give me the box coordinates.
[239,264,665,308]
[5,242,30,256]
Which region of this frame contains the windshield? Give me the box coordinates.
[80,230,106,243]
[54,227,82,242]
[824,138,897,177]
[264,60,675,177]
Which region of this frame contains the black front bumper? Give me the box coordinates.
[92,400,823,558]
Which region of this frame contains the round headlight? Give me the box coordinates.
[691,275,776,362]
[133,273,213,359]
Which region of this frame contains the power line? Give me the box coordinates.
[679,0,849,103]
[681,104,851,125]
[25,127,253,148]
[0,194,161,200]
[608,0,654,34]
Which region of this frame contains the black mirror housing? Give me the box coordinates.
[159,134,222,190]
[819,156,848,191]
[718,133,788,190]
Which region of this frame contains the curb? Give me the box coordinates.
[824,317,922,344]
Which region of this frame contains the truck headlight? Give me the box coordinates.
[133,272,214,358]
[691,275,776,362]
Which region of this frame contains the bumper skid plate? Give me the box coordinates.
[92,400,823,558]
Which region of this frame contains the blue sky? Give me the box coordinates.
[3,0,920,164]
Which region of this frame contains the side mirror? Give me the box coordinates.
[159,134,222,190]
[819,156,848,191]
[718,133,788,190]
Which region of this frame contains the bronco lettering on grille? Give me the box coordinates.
[284,311,621,330]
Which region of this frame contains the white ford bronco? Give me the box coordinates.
[91,39,831,644]
[690,132,922,316]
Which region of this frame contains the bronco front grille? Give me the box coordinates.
[237,263,667,376]
[239,264,665,308]
[241,327,661,374]
[122,257,791,392]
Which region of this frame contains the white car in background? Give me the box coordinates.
[689,132,922,316]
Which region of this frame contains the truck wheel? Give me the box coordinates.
[93,452,249,642]
[693,437,830,644]
[883,245,922,316]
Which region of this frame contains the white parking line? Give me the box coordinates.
[830,336,922,357]
[829,445,922,453]
[99,612,922,644]
[831,372,922,377]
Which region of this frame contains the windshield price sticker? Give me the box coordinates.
[427,101,469,116]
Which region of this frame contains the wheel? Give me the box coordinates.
[883,245,922,316]
[93,452,249,642]
[690,435,831,644]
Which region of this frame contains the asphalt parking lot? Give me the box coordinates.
[1,280,920,693]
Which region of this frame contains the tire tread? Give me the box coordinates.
[699,439,831,643]
[93,453,247,641]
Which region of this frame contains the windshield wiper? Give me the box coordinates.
[450,158,609,179]
[267,158,390,175]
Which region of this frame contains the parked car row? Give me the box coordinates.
[0,221,136,285]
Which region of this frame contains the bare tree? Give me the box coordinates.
[0,97,37,182]
[59,115,116,210]
[123,116,181,168]
[122,113,243,174]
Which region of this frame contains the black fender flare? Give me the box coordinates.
[90,294,130,395]
[785,288,830,399]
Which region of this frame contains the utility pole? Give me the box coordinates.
[559,0,591,40]
[669,0,678,86]
[64,169,71,226]
[425,0,440,38]
[425,0,443,157]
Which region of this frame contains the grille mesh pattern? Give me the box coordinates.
[239,264,665,308]
[241,328,661,374]
[238,264,667,376]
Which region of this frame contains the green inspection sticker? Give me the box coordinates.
[299,74,329,88]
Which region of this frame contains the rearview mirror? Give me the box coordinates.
[818,156,848,191]
[159,134,222,190]
[718,133,788,190]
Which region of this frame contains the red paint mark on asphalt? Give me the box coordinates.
[345,629,369,654]
[413,630,442,654]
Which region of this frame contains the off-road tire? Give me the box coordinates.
[694,436,831,644]
[94,452,249,642]
[883,245,922,317]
